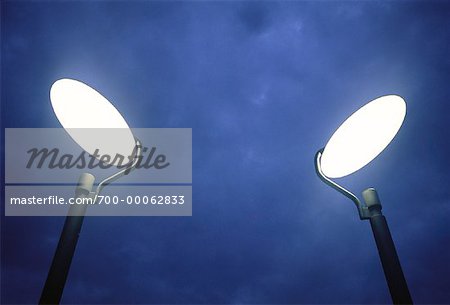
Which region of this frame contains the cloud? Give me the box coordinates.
[2,1,450,304]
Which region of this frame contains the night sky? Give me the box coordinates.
[2,1,450,304]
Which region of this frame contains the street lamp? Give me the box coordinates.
[314,95,413,304]
[39,78,142,304]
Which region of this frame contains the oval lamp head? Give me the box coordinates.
[320,95,406,178]
[50,78,136,166]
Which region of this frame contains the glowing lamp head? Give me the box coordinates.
[50,78,136,166]
[320,95,406,178]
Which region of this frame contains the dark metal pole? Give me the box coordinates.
[39,173,94,305]
[363,188,413,305]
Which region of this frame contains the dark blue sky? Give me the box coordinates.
[2,1,450,304]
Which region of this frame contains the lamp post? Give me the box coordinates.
[39,79,142,304]
[315,95,413,304]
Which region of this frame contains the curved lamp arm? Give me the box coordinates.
[91,138,143,204]
[315,148,370,220]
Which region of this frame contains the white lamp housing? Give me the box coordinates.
[50,78,136,166]
[320,95,406,178]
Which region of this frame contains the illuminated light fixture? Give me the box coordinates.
[50,78,136,165]
[315,95,412,305]
[320,95,406,178]
[40,78,142,305]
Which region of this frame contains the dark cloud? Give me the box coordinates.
[238,3,273,35]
